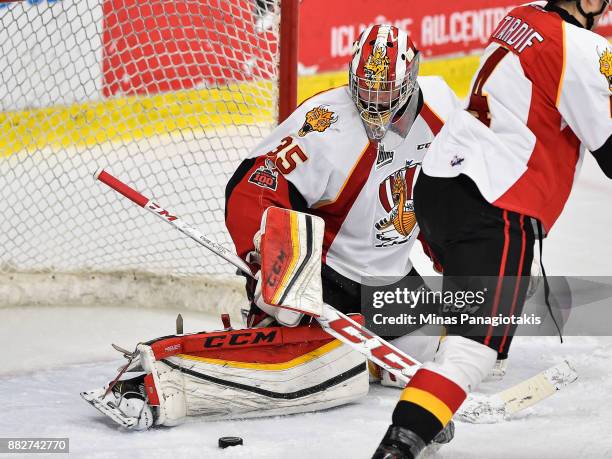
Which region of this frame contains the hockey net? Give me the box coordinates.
[0,0,297,312]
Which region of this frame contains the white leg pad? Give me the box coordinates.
[138,344,187,426]
[139,340,368,425]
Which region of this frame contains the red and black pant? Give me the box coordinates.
[414,172,535,358]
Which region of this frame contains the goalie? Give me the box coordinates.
[226,24,458,328]
[82,25,460,434]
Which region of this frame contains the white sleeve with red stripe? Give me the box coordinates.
[247,126,333,208]
[246,87,371,208]
[558,24,612,152]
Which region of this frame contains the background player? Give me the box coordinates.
[373,1,612,458]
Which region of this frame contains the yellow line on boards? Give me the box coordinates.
[0,83,275,157]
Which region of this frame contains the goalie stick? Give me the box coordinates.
[94,169,421,377]
[94,168,577,423]
[455,359,578,423]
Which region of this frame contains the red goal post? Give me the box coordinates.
[279,0,299,123]
[0,0,299,313]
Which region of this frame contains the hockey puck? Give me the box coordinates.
[218,436,243,448]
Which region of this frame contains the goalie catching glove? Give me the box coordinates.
[250,207,325,327]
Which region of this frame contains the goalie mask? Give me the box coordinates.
[349,25,420,141]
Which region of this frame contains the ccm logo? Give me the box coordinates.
[164,344,181,353]
[203,330,277,348]
[146,201,178,222]
[266,249,287,288]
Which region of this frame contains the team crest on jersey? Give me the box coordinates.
[598,47,612,91]
[374,161,420,247]
[364,45,390,90]
[248,159,278,190]
[298,106,338,137]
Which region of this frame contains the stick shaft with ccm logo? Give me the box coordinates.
[94,168,421,381]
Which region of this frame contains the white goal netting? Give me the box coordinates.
[0,0,284,307]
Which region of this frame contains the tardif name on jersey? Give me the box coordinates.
[494,15,545,53]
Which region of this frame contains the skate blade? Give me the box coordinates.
[80,390,138,429]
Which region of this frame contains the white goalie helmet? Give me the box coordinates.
[349,24,421,140]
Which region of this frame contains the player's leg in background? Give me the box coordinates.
[440,198,535,358]
[414,172,535,356]
[372,172,535,458]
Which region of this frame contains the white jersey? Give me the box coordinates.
[225,77,460,283]
[422,1,612,232]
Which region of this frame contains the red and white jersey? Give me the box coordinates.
[423,2,612,231]
[225,77,459,283]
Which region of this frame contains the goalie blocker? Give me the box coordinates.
[250,206,325,327]
[81,319,369,429]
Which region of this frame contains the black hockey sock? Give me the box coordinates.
[391,400,443,444]
[390,367,466,444]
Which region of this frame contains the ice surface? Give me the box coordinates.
[2,155,612,458]
[0,310,610,458]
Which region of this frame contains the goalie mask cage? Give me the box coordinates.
[0,0,298,312]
